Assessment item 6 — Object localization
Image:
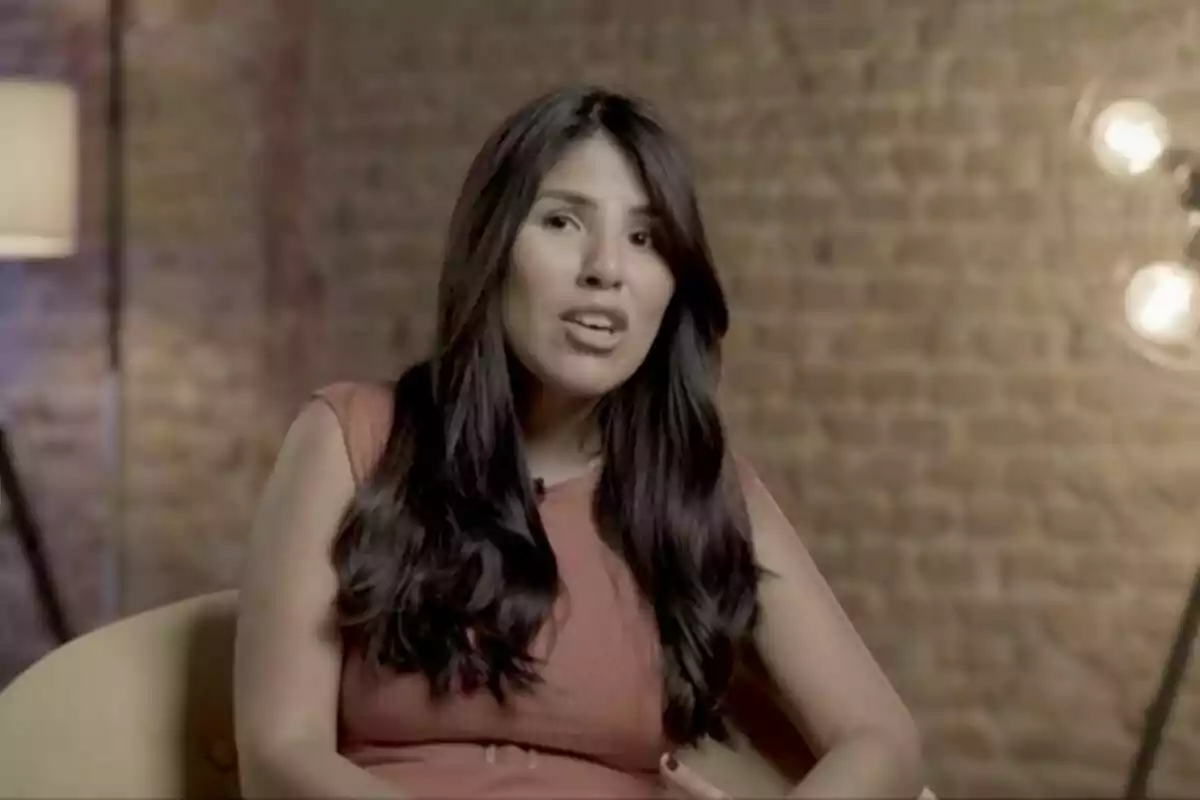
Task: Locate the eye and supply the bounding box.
[629,230,653,249]
[542,212,577,231]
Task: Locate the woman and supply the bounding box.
[234,85,924,799]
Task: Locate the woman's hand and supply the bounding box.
[660,753,733,800]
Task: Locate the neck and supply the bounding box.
[519,387,601,482]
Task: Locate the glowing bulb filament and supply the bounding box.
[1101,118,1166,175]
[1125,262,1200,344]
[1090,99,1172,178]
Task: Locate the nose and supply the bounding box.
[578,230,623,290]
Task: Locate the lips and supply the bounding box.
[560,305,628,352]
[561,305,628,333]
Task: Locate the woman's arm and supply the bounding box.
[741,464,925,799]
[234,401,405,799]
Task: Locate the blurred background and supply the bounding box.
[2,0,1200,796]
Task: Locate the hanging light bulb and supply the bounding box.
[1090,99,1172,178]
[1124,261,1200,344]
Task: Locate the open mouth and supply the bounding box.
[561,308,626,353]
[559,305,628,353]
[560,306,628,334]
[567,313,617,333]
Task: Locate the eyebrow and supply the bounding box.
[536,188,654,218]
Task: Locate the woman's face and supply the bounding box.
[502,132,676,402]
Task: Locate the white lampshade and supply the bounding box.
[0,79,79,259]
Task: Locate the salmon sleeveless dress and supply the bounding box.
[314,381,672,798]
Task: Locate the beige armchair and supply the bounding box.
[0,590,927,798]
[0,591,242,798]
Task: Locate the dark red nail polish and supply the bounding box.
[665,755,678,771]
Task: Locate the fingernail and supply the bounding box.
[664,755,678,771]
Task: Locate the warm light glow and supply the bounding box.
[1090,99,1171,177]
[1124,261,1200,344]
[0,80,79,259]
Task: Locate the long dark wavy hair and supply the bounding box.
[331,85,762,745]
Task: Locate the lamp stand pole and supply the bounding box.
[1125,565,1200,798]
[0,427,71,642]
[100,0,127,620]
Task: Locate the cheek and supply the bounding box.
[633,269,676,339]
[504,233,563,351]
[500,282,527,346]
[510,228,571,303]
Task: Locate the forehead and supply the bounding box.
[539,133,649,208]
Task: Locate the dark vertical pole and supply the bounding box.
[0,428,71,642]
[1125,566,1200,798]
[106,0,125,375]
[102,0,127,618]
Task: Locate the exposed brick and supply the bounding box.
[886,412,952,452]
[964,413,1041,449]
[886,491,960,541]
[816,409,881,448]
[858,368,921,407]
[923,714,1000,762]
[960,491,1037,541]
[924,454,1003,494]
[909,543,989,594]
[923,369,998,410]
[791,367,858,406]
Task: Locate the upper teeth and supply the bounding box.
[572,313,613,331]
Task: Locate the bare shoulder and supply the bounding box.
[272,397,356,480]
[728,454,797,557]
[313,380,393,413]
[311,380,394,435]
[309,380,395,486]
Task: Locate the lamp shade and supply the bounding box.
[0,80,79,259]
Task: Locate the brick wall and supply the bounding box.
[118,0,279,611]
[3,0,1200,796]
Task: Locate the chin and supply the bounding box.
[539,358,631,401]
